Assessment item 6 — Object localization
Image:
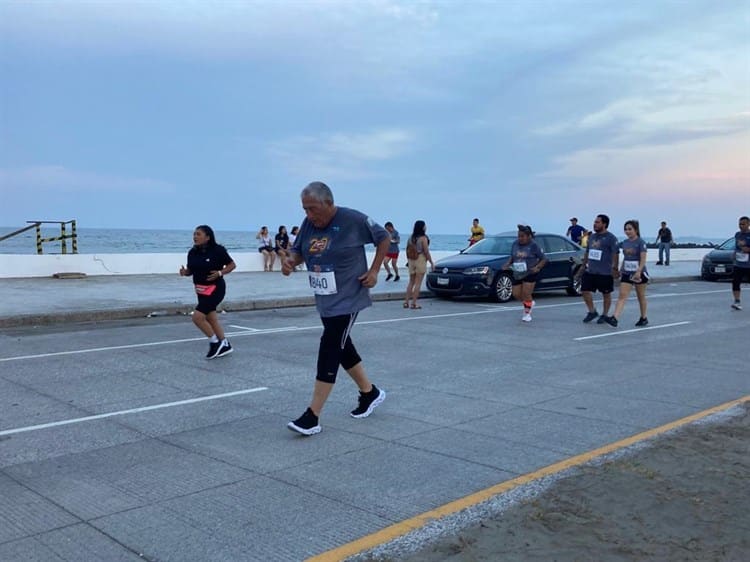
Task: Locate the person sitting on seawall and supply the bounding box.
[502,224,547,323]
[468,218,485,246]
[179,225,236,359]
[256,226,276,271]
[403,220,435,310]
[275,225,290,263]
[655,220,673,265]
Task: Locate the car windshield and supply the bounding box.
[463,236,515,255]
[719,238,735,250]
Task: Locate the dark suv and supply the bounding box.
[426,233,585,302]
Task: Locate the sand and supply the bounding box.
[359,403,749,562]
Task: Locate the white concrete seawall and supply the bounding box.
[0,248,710,279]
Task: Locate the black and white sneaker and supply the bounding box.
[731,302,742,311]
[596,315,609,324]
[583,311,599,323]
[206,341,222,359]
[287,408,321,436]
[215,341,233,358]
[635,317,649,327]
[350,385,386,418]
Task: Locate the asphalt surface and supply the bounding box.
[3,261,747,562]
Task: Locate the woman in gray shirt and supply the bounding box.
[607,219,649,327]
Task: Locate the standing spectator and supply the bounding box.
[383,221,401,281]
[468,218,485,246]
[275,225,290,262]
[731,215,750,310]
[256,226,276,271]
[607,220,649,327]
[282,181,390,436]
[502,224,547,322]
[179,225,236,359]
[655,221,673,265]
[566,217,585,245]
[403,220,435,309]
[578,214,620,324]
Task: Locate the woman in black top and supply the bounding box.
[179,225,236,359]
[275,225,290,262]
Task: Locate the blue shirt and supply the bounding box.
[567,224,585,244]
[292,207,389,317]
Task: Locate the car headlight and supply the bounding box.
[463,266,491,276]
[702,256,711,264]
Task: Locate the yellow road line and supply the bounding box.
[308,394,750,562]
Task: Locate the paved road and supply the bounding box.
[0,279,747,561]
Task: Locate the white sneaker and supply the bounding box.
[522,313,532,322]
[731,302,742,311]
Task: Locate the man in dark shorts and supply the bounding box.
[282,181,391,436]
[731,216,750,310]
[578,214,620,324]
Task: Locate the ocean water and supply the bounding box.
[0,226,724,255]
[0,227,474,255]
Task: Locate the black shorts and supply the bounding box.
[258,247,273,253]
[581,272,614,294]
[196,283,226,314]
[620,271,649,285]
[512,272,540,285]
[732,267,750,291]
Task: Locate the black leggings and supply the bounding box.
[317,313,362,384]
[732,267,750,292]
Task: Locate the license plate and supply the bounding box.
[715,265,726,273]
[437,277,449,286]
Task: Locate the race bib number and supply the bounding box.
[737,252,749,263]
[308,270,337,295]
[512,262,528,273]
[623,260,639,272]
[588,249,602,261]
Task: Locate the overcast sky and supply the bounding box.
[1,0,748,238]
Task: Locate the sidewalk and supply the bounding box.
[0,261,701,327]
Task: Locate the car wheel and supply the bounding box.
[566,267,583,296]
[491,273,513,303]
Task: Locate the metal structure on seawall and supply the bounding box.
[0,220,79,255]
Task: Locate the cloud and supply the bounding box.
[266,127,417,181]
[0,166,176,194]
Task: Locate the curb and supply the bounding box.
[0,291,421,329]
[0,276,702,329]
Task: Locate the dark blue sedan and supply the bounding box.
[426,233,585,302]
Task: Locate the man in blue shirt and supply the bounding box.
[566,217,585,245]
[282,181,390,436]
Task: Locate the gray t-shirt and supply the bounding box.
[510,240,545,271]
[388,230,400,254]
[292,207,389,317]
[619,237,648,275]
[585,231,619,275]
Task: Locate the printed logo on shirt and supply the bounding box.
[308,237,330,254]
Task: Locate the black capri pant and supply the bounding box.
[317,313,362,384]
[732,267,750,292]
